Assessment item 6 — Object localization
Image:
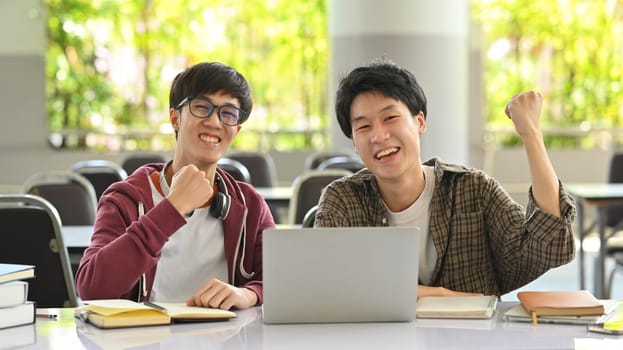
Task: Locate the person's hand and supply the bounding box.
[504,90,543,139]
[417,285,483,300]
[186,278,258,310]
[167,164,213,216]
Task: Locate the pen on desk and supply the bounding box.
[36,312,58,320]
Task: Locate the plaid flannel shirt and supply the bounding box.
[314,157,576,296]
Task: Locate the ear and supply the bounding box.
[170,108,180,132]
[233,125,242,137]
[416,111,427,134]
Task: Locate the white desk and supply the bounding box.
[567,183,623,298]
[256,186,293,224]
[9,303,622,349]
[62,225,93,249]
[62,225,93,273]
[256,186,293,203]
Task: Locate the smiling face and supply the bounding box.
[350,91,426,183]
[170,90,241,172]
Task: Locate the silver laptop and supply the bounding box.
[262,227,419,324]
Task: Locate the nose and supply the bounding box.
[369,121,389,143]
[200,109,221,127]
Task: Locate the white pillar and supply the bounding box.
[329,0,470,165]
[0,0,46,151]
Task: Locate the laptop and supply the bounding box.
[262,227,419,324]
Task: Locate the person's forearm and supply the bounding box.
[417,285,483,299]
[522,130,561,217]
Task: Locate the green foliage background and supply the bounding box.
[46,0,328,152]
[47,1,623,152]
[473,0,623,149]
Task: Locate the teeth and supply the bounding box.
[200,135,219,144]
[376,147,398,159]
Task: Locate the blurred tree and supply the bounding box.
[45,0,328,151]
[472,0,623,149]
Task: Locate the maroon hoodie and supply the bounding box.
[75,163,273,304]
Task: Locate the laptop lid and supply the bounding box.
[262,227,419,324]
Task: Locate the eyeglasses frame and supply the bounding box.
[175,96,247,126]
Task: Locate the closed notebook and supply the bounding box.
[517,290,604,318]
[75,299,236,329]
[504,300,618,325]
[416,295,498,319]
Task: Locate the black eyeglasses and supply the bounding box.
[176,96,247,126]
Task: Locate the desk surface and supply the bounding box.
[566,183,623,298]
[62,225,93,249]
[255,186,292,201]
[6,303,621,350]
[567,183,623,201]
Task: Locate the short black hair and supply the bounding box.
[335,59,427,138]
[169,62,253,124]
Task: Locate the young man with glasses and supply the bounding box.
[76,62,274,310]
[315,59,576,298]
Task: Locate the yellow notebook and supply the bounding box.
[75,299,236,329]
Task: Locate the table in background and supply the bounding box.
[11,303,623,349]
[256,186,293,224]
[62,225,93,273]
[567,183,623,298]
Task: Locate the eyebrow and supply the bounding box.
[351,103,400,124]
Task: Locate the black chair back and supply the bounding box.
[605,153,623,227]
[304,150,355,170]
[218,158,252,183]
[317,155,365,173]
[122,153,167,175]
[0,194,78,307]
[24,171,97,225]
[71,160,127,200]
[288,169,351,224]
[226,152,277,188]
[302,205,318,228]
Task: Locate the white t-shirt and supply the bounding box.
[149,174,229,302]
[384,165,437,285]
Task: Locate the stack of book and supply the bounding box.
[0,263,36,329]
[503,290,615,325]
